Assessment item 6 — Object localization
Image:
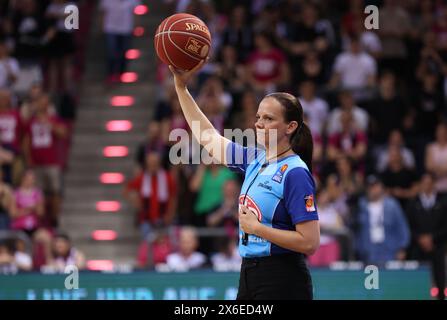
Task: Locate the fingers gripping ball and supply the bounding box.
[154,13,212,71]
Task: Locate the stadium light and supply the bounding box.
[92,230,117,241]
[126,49,141,60]
[96,201,121,212]
[120,72,138,83]
[110,96,134,107]
[134,5,148,15]
[87,260,114,271]
[103,146,128,157]
[106,120,133,132]
[100,173,125,184]
[134,27,145,37]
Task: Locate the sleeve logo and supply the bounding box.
[304,194,316,212]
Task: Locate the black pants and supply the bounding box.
[237,253,313,300]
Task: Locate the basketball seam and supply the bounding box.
[155,30,211,46]
[161,15,180,69]
[155,19,164,57]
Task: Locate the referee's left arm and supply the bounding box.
[239,209,320,256]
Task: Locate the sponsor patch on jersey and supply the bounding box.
[272,164,288,183]
[304,194,316,212]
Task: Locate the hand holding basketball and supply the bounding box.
[168,58,207,89]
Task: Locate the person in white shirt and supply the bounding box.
[326,90,369,135]
[166,226,206,271]
[298,80,329,136]
[99,0,141,84]
[330,36,377,102]
[0,42,19,90]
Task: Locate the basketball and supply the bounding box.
[154,13,211,71]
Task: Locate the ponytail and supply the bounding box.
[290,122,313,172]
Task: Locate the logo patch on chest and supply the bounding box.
[271,164,288,183]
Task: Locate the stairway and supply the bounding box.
[60,1,167,267]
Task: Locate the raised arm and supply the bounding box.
[169,61,231,165]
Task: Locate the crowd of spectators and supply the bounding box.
[0,0,93,273]
[123,0,447,299]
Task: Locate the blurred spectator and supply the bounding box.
[0,40,19,89]
[221,5,253,63]
[342,16,382,59]
[282,2,333,83]
[23,93,68,227]
[341,0,366,37]
[407,173,447,300]
[381,146,419,209]
[329,36,377,96]
[14,238,32,271]
[354,175,410,265]
[378,0,411,75]
[298,80,328,136]
[135,121,169,170]
[230,89,257,131]
[206,179,240,237]
[327,90,369,135]
[0,89,19,183]
[425,122,447,194]
[216,45,246,95]
[125,151,177,241]
[413,73,444,138]
[0,240,16,274]
[190,163,236,227]
[432,6,447,54]
[20,83,44,122]
[366,72,409,145]
[245,31,289,95]
[0,169,14,230]
[43,233,85,272]
[137,228,172,269]
[45,0,77,94]
[10,0,46,97]
[416,31,447,83]
[333,155,364,202]
[165,226,206,271]
[99,0,141,84]
[297,49,325,84]
[199,76,233,112]
[197,0,227,59]
[376,130,416,173]
[11,170,44,236]
[210,236,240,272]
[308,189,344,267]
[327,110,367,173]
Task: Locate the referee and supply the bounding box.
[169,61,320,300]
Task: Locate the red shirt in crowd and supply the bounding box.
[247,48,286,83]
[0,109,23,153]
[26,116,66,166]
[126,170,176,225]
[328,130,367,153]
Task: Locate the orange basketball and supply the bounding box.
[154,13,211,71]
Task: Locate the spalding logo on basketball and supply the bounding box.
[154,13,211,70]
[239,195,262,222]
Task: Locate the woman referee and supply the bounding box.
[169,60,320,300]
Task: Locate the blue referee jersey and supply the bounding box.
[226,141,319,258]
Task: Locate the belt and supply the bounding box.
[242,253,304,265]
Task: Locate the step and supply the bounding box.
[75,241,139,264]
